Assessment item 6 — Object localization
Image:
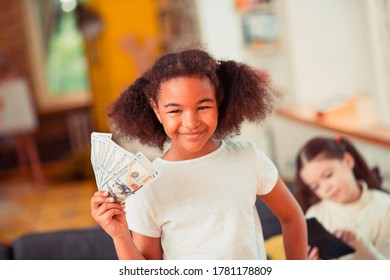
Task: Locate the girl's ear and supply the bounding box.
[149,98,162,123]
[343,152,355,169]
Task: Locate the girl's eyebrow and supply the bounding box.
[164,103,180,108]
[198,98,215,104]
[163,98,215,108]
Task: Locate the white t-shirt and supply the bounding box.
[125,140,278,259]
[306,182,390,259]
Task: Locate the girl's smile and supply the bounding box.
[179,131,205,141]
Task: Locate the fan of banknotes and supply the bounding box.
[90,132,159,204]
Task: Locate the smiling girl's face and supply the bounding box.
[150,76,220,161]
[299,152,362,204]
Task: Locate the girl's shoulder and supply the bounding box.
[223,139,258,152]
[370,188,390,205]
[223,140,262,158]
[223,140,275,166]
[224,139,272,156]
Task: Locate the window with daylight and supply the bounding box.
[26,0,91,112]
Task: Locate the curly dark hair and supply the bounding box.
[108,48,280,150]
[295,136,383,212]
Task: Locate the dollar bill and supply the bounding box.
[90,132,159,203]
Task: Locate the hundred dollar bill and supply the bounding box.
[90,132,159,203]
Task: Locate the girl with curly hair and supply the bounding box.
[91,48,307,260]
[295,136,390,259]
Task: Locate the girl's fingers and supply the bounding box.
[307,246,320,260]
[93,202,125,218]
[91,192,116,209]
[90,191,127,230]
[95,202,125,214]
[95,208,127,228]
[93,191,110,197]
[100,208,127,221]
[334,230,342,239]
[334,229,356,245]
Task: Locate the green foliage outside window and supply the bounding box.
[46,12,89,97]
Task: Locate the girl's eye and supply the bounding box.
[198,106,211,110]
[168,109,181,114]
[324,172,333,179]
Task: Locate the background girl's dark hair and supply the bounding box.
[295,136,382,212]
[108,48,279,150]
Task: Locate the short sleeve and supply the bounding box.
[249,143,278,195]
[124,188,161,238]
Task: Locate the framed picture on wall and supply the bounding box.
[157,0,199,52]
[236,0,273,12]
[242,11,278,44]
[241,11,280,53]
[236,0,280,54]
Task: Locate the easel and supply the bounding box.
[13,133,45,187]
[0,78,45,187]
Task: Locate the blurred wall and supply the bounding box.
[196,0,244,62]
[282,0,374,105]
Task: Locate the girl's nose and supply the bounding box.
[183,111,200,129]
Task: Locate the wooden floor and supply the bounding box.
[0,163,98,245]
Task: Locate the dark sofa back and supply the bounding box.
[0,243,13,260]
[11,227,117,260]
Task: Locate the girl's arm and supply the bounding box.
[91,191,163,260]
[113,231,162,260]
[259,177,308,259]
[358,205,390,259]
[352,233,389,260]
[335,220,390,260]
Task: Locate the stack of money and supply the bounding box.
[91,132,159,203]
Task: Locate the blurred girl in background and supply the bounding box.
[295,136,390,259]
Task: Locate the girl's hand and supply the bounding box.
[334,229,357,247]
[307,245,320,260]
[91,191,129,238]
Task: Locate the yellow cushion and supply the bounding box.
[264,234,286,260]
